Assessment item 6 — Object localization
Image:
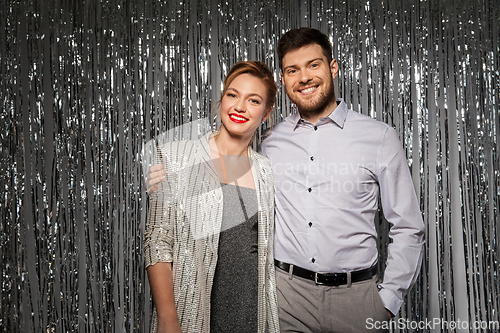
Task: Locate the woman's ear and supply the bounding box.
[262,107,272,123]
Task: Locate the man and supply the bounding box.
[258,28,424,332]
[147,27,425,333]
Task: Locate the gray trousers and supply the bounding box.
[276,266,391,333]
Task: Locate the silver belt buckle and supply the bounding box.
[315,272,339,286]
[314,272,327,285]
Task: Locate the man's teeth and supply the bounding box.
[231,114,247,121]
[300,87,316,93]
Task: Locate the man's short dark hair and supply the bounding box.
[277,27,333,71]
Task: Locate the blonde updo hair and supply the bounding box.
[219,60,277,110]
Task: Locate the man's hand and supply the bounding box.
[146,164,166,194]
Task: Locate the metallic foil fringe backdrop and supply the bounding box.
[1,0,499,332]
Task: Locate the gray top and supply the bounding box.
[210,183,259,332]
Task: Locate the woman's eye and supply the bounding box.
[250,99,260,104]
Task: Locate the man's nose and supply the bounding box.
[299,69,312,83]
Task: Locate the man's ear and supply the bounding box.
[330,59,339,80]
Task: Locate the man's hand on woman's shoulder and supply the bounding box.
[146,164,166,194]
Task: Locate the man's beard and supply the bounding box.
[288,82,336,116]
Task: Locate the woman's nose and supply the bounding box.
[234,98,246,112]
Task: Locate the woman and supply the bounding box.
[144,61,279,333]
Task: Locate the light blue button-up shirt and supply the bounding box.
[259,99,425,314]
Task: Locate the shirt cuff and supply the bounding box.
[378,287,402,316]
[144,245,173,268]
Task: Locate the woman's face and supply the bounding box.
[220,73,271,141]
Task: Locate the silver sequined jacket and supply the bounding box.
[144,132,280,333]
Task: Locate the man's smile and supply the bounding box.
[298,85,319,95]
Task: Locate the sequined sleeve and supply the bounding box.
[143,147,177,267]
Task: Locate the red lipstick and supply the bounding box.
[229,113,249,123]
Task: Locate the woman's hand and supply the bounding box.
[157,320,182,333]
[147,262,181,332]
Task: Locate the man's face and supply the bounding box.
[281,44,338,115]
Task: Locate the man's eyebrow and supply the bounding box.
[307,57,325,64]
[283,57,325,71]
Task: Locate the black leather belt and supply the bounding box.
[274,260,377,286]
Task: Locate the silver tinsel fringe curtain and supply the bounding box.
[1,0,499,332]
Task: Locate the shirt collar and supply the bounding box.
[287,112,302,128]
[327,98,348,129]
[287,98,349,130]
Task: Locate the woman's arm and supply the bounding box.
[147,262,182,333]
[144,144,183,332]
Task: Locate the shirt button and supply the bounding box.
[311,258,316,263]
[308,222,313,227]
[308,188,312,192]
[310,156,314,161]
[314,126,318,131]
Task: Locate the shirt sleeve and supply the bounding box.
[376,126,425,315]
[143,145,177,267]
[257,138,268,157]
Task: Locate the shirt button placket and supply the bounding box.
[306,122,319,270]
